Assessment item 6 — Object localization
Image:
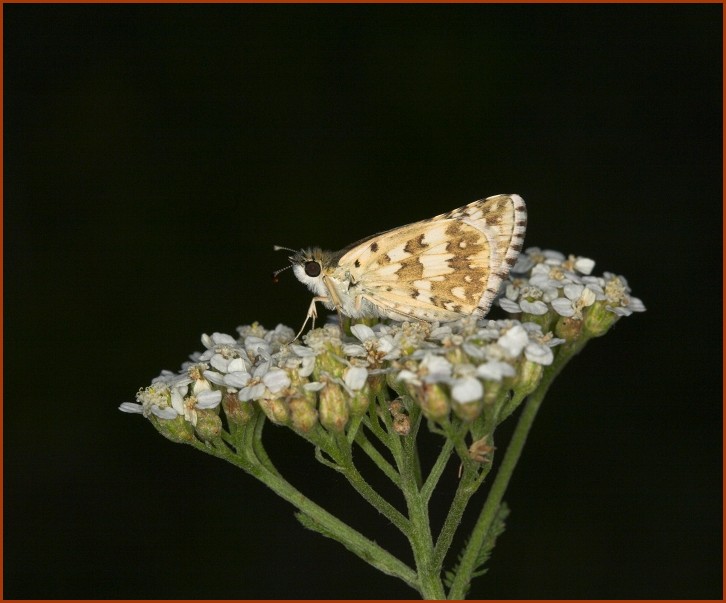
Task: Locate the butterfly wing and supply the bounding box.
[335,195,526,321]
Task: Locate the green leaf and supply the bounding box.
[443,502,510,592]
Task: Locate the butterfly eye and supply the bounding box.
[304,261,321,277]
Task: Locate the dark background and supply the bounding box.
[4,4,721,599]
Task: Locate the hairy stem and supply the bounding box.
[194,416,420,591]
[446,337,589,599]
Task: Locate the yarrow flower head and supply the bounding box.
[391,318,562,423]
[119,367,223,442]
[126,319,571,444]
[499,247,645,338]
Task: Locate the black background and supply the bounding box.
[4,4,721,599]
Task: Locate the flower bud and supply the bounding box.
[452,399,482,422]
[153,414,196,444]
[482,379,503,406]
[513,360,544,397]
[259,397,290,425]
[222,392,254,427]
[288,367,309,389]
[289,398,319,433]
[348,385,372,417]
[583,300,619,337]
[193,410,223,441]
[555,315,584,341]
[319,382,349,432]
[314,347,347,380]
[419,383,451,423]
[389,398,405,415]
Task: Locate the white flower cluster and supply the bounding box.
[394,320,560,405]
[499,247,646,319]
[118,368,223,425]
[120,316,561,432]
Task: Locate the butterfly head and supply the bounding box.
[273,245,336,297]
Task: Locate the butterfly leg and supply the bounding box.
[293,296,329,341]
[321,275,347,333]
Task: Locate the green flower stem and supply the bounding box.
[446,337,590,599]
[354,430,402,487]
[433,418,499,570]
[399,429,447,599]
[443,419,475,473]
[195,420,420,591]
[251,412,283,477]
[421,437,454,503]
[299,424,410,533]
[300,424,346,465]
[336,446,411,534]
[377,393,405,469]
[432,466,481,571]
[496,389,528,426]
[408,404,425,490]
[363,403,390,446]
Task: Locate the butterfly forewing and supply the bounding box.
[335,194,526,320]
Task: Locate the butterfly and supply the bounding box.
[274,194,526,337]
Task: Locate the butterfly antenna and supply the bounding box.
[271,264,293,283]
[272,245,299,282]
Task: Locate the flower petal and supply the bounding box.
[351,324,376,342]
[304,381,325,392]
[224,371,251,388]
[452,377,483,403]
[262,368,290,393]
[497,325,528,357]
[344,366,368,391]
[524,342,554,365]
[151,405,179,420]
[196,389,223,409]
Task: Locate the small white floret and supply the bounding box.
[203,370,226,386]
[574,257,595,274]
[476,361,515,381]
[344,366,368,391]
[452,377,483,403]
[224,371,251,388]
[151,405,179,420]
[263,368,290,394]
[524,342,554,366]
[196,389,223,409]
[209,354,228,372]
[497,325,528,358]
[343,343,367,357]
[227,358,248,373]
[519,300,549,315]
[551,297,575,317]
[351,324,376,342]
